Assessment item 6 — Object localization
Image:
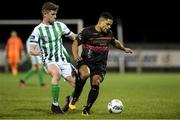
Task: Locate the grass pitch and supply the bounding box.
[0,72,180,119]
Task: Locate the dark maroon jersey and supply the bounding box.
[77,25,115,65]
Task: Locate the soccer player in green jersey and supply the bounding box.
[28,2,77,114]
[19,36,48,88]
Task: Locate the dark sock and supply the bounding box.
[86,85,99,111]
[71,75,86,104]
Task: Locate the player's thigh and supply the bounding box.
[90,64,106,84]
[47,63,61,77]
[92,74,103,81]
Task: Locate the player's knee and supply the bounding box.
[37,64,43,69]
[80,71,90,80]
[92,79,101,86]
[66,76,75,88]
[79,66,90,80]
[92,75,102,85]
[51,74,61,84]
[81,75,89,80]
[54,73,61,80]
[50,70,61,80]
[32,65,37,71]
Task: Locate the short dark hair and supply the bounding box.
[42,2,59,12]
[99,12,113,20]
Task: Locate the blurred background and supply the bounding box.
[0,0,180,73]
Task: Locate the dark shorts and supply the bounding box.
[77,60,106,81]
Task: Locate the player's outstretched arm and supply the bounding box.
[112,39,133,53]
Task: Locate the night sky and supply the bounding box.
[0,0,180,44]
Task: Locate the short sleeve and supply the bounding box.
[29,27,39,45]
[60,22,73,37]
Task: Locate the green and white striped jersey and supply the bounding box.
[29,21,72,64]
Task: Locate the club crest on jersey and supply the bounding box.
[30,35,35,40]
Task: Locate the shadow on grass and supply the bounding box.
[15,108,49,113]
[0,108,53,119]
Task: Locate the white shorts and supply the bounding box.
[30,56,42,65]
[45,62,72,79]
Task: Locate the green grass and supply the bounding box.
[0,72,180,119]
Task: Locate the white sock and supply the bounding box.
[52,102,59,106]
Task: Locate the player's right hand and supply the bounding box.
[74,56,83,62]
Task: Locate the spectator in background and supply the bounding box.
[5,30,24,76]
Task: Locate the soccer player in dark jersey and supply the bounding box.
[65,12,132,116]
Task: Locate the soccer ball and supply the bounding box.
[108,99,123,113]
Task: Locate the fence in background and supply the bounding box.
[107,49,180,72]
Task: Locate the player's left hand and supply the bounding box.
[124,48,133,53]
